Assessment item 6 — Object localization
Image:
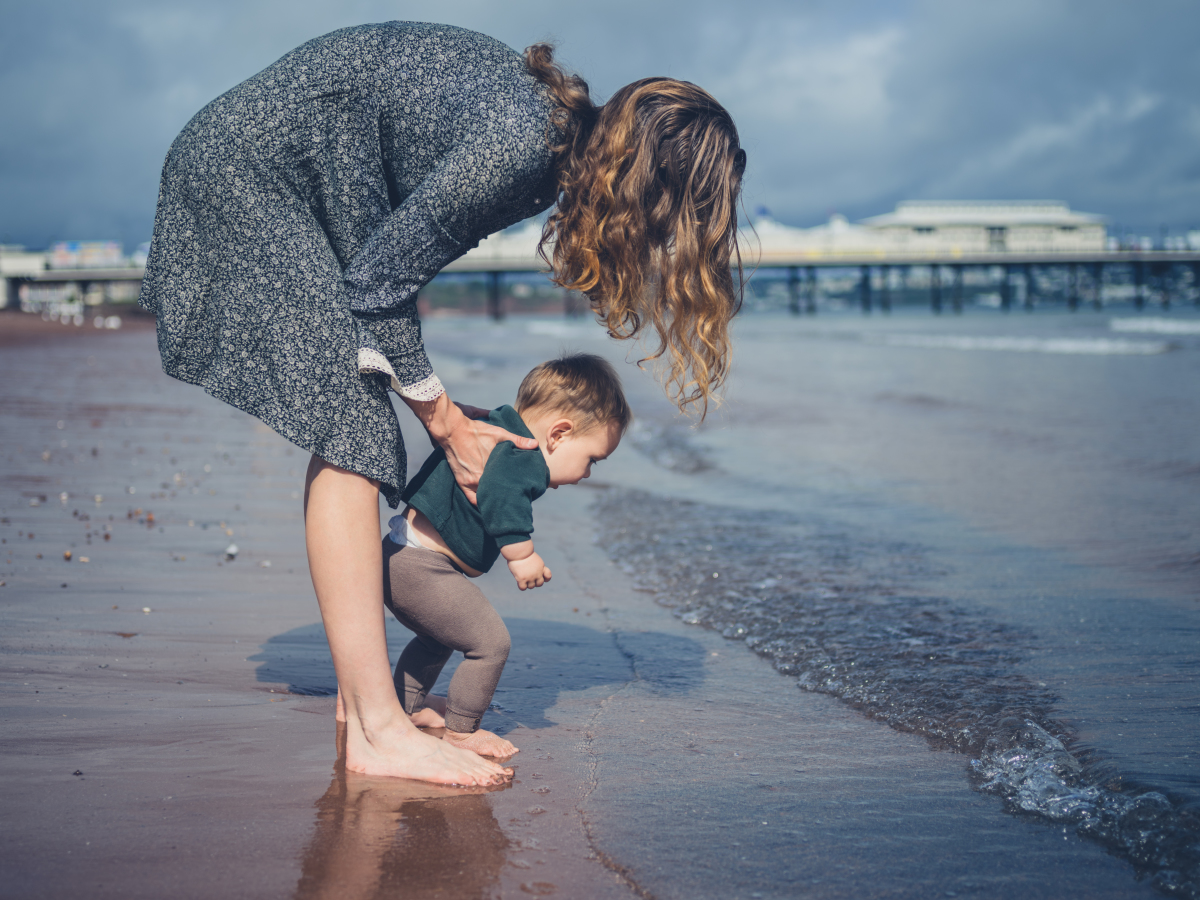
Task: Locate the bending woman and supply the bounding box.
[140,22,745,785]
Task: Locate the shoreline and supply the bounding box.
[0,323,1163,898]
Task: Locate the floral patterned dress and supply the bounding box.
[139,22,560,505]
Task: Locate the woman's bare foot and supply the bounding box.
[444,727,519,759]
[336,688,346,723]
[344,711,513,785]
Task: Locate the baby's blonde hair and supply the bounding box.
[516,353,632,436]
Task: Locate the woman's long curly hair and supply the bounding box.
[524,43,746,418]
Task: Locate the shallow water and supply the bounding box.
[576,306,1200,896]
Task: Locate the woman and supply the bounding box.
[140,22,745,785]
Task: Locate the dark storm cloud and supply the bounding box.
[1,0,1196,249]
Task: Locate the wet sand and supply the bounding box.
[0,319,1157,898]
[0,307,156,348]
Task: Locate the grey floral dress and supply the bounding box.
[139,22,560,506]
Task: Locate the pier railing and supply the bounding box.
[5,249,1199,318]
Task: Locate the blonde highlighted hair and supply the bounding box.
[524,44,746,419]
[516,353,632,436]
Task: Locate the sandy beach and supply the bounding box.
[0,311,1170,899]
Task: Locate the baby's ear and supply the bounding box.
[547,417,576,446]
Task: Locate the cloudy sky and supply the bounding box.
[1,0,1197,250]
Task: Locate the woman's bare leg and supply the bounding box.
[304,455,511,785]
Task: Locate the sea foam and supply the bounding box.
[870,333,1169,355]
[1110,317,1200,335]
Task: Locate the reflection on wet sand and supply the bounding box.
[295,726,511,900]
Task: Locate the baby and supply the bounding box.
[383,353,630,758]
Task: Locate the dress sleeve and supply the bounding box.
[342,102,554,299]
[344,115,554,397]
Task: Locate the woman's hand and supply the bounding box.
[403,392,538,504]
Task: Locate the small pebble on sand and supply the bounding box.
[142,607,152,614]
[225,543,238,561]
[63,550,72,561]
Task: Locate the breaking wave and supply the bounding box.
[870,333,1170,355]
[1110,318,1200,336]
[594,489,1200,898]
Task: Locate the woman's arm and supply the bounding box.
[402,392,537,504]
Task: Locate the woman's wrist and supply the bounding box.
[403,391,464,445]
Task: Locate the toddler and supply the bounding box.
[383,353,630,758]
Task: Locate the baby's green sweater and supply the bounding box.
[400,405,550,573]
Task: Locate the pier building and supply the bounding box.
[860,200,1106,253]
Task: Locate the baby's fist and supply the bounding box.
[509,552,552,590]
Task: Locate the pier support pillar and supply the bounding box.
[1193,262,1200,308]
[805,266,817,314]
[1000,265,1012,312]
[487,271,503,320]
[787,266,801,315]
[1134,260,1146,311]
[1022,264,1034,312]
[930,265,942,314]
[1091,262,1104,311]
[563,288,581,318]
[1067,263,1079,312]
[951,265,964,314]
[859,265,872,314]
[880,265,892,313]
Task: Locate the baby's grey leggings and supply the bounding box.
[382,538,510,734]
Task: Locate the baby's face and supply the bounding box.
[545,419,622,488]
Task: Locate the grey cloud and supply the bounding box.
[1,0,1196,250]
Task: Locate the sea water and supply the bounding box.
[425,305,1200,896]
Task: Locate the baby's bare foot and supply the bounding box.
[410,706,445,729]
[444,727,519,759]
[419,694,448,716]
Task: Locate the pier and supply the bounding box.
[757,248,1200,315]
[7,248,1199,321]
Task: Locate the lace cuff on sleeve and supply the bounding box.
[358,348,445,402]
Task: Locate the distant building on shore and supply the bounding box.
[48,240,126,270]
[860,201,1106,253]
[748,201,1107,260]
[0,245,48,309]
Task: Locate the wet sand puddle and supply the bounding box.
[593,489,1200,898]
[295,732,513,900]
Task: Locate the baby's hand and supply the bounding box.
[508,552,552,591]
